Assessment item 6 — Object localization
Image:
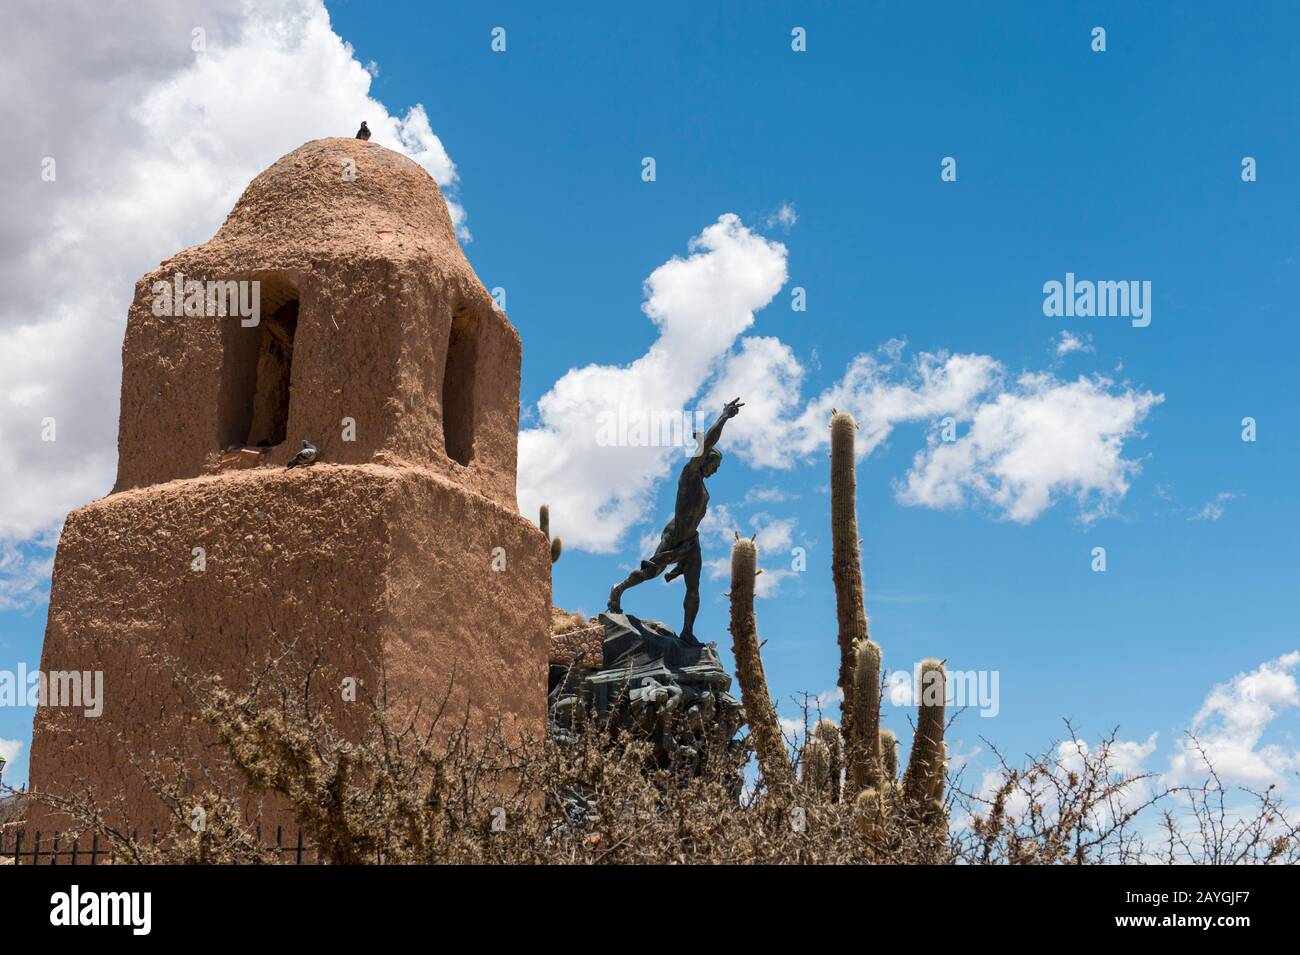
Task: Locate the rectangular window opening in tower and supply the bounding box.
[218,276,298,450]
[442,305,480,467]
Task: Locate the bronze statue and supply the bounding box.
[608,398,744,644]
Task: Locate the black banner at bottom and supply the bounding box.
[0,863,1281,941]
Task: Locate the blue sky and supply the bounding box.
[2,1,1298,802]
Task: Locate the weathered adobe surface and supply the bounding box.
[29,137,551,834]
[32,466,550,833]
[116,137,520,510]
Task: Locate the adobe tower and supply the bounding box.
[29,138,552,829]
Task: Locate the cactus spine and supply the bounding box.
[728,538,792,787]
[848,638,882,796]
[902,658,947,826]
[830,412,870,776]
[539,504,563,563]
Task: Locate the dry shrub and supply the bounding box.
[25,660,950,863]
[20,673,1299,865]
[950,722,1300,865]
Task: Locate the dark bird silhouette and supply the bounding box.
[355,121,371,141]
[286,440,318,469]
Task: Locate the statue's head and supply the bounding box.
[703,448,723,476]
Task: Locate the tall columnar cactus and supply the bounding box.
[830,412,870,761]
[539,504,563,564]
[848,638,882,796]
[729,538,793,788]
[813,718,843,801]
[902,659,947,826]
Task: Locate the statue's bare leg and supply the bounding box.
[610,525,677,612]
[679,542,703,644]
[608,563,661,612]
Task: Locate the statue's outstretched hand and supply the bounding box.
[723,397,744,419]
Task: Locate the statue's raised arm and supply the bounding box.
[691,397,744,464]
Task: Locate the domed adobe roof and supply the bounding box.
[205,137,462,268]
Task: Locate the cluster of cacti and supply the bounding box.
[829,412,948,841]
[723,410,951,851]
[539,504,563,564]
[852,659,948,843]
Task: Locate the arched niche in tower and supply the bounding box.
[218,272,299,451]
[440,301,482,467]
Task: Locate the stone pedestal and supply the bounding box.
[547,611,743,766]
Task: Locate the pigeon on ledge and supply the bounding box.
[355,121,370,141]
[286,440,318,469]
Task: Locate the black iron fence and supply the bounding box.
[0,825,317,865]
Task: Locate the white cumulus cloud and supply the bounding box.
[516,214,789,552]
[530,284,1162,549]
[897,373,1163,523]
[703,340,1004,468]
[703,337,1160,526]
[1167,651,1300,787]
